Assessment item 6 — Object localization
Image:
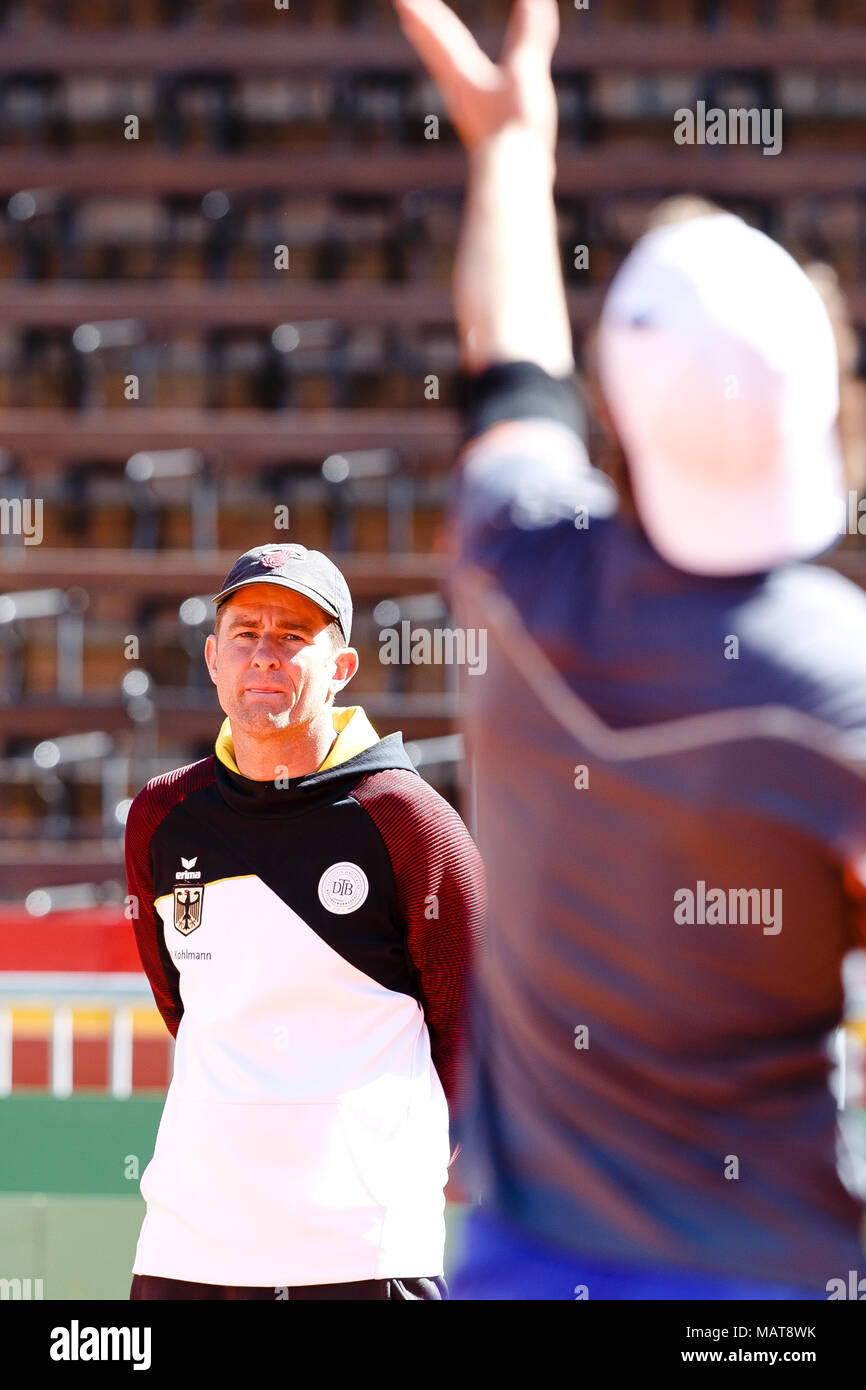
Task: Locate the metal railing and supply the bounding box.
[0,972,167,1099]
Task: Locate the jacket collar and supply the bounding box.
[211,704,414,816]
[215,704,379,777]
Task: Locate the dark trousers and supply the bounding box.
[130,1274,448,1301]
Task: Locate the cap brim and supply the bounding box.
[212,575,343,627]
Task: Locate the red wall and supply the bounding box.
[0,907,142,973]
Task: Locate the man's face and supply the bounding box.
[204,584,357,737]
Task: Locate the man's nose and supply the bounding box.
[250,635,281,666]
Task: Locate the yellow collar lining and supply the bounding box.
[215,705,379,779]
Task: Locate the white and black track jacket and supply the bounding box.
[125,705,484,1287]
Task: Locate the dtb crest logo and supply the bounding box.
[317,863,369,915]
[173,885,204,935]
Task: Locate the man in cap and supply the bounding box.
[396,0,866,1298]
[125,541,484,1299]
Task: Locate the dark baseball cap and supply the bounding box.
[212,543,353,643]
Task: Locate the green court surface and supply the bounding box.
[0,1095,466,1299]
[0,1193,147,1300]
[0,1094,161,1299]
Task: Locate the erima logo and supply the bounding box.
[175,855,201,882]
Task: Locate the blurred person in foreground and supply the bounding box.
[396,0,866,1299]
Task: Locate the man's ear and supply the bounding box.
[204,632,219,686]
[331,647,359,696]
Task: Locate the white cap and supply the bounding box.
[597,212,846,576]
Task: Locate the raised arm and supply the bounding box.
[394,0,573,378]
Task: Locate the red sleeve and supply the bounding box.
[350,769,486,1107]
[124,757,215,1039]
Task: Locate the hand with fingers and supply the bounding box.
[393,0,561,154]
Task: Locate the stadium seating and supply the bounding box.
[1,0,865,1090]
